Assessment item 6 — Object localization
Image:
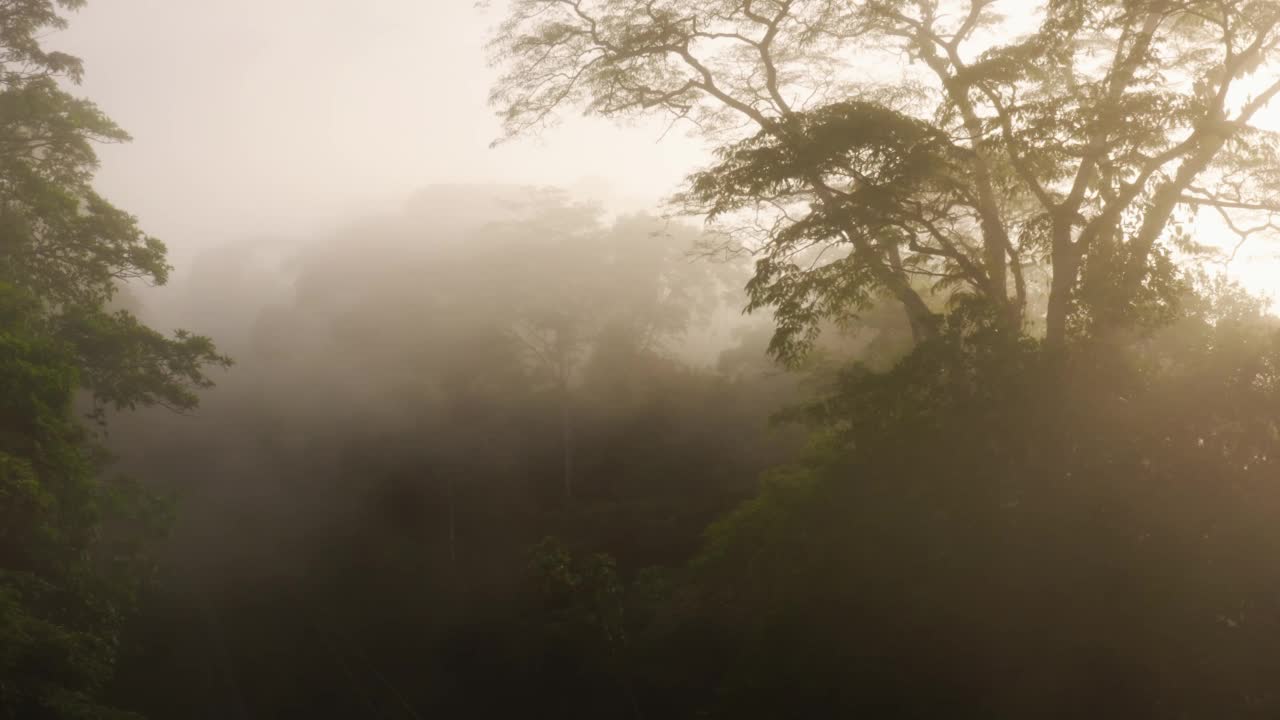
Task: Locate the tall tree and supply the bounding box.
[490,0,1280,355]
[0,2,229,716]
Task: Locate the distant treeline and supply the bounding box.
[102,186,812,717]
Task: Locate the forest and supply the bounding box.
[6,0,1280,717]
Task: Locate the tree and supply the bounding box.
[0,1,229,412]
[0,2,229,716]
[481,193,725,500]
[490,0,1280,355]
[489,4,1280,714]
[660,278,1280,716]
[235,187,733,563]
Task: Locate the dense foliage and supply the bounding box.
[677,289,1280,716]
[9,1,1280,718]
[484,0,1280,715]
[100,191,1280,716]
[0,2,227,716]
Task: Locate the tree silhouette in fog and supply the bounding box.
[492,0,1280,351]
[489,3,1280,716]
[11,1,1280,718]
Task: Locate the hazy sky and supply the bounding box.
[53,1,1280,299]
[54,1,705,263]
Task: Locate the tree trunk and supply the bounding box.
[1046,223,1082,351]
[896,277,940,344]
[807,171,938,344]
[901,288,942,340]
[1045,280,1071,351]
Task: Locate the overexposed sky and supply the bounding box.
[53,0,706,262]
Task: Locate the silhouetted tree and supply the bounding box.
[491,0,1280,352]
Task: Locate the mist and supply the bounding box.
[52,1,706,261]
[8,2,1280,718]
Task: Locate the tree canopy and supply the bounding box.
[485,4,1280,715]
[0,2,228,716]
[10,0,1280,715]
[491,0,1280,356]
